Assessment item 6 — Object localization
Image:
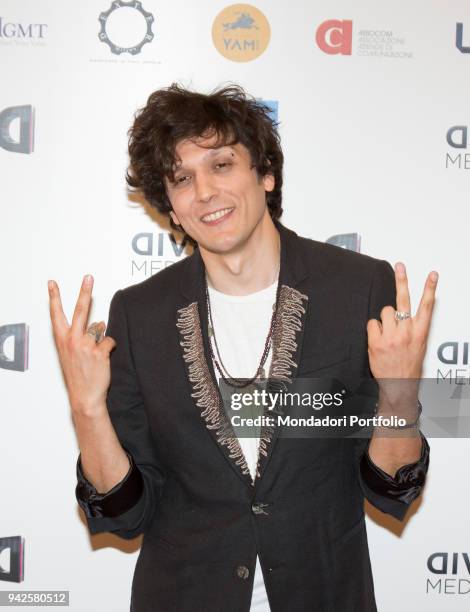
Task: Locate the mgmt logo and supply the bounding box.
[316,19,352,55]
[0,536,24,583]
[0,105,34,154]
[98,0,154,55]
[0,18,47,39]
[0,324,29,372]
[456,23,470,53]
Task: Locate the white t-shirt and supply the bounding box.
[207,278,277,612]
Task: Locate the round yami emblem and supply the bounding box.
[212,4,270,62]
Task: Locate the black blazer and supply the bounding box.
[76,221,429,612]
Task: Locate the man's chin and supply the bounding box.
[198,232,245,256]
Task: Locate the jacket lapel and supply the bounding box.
[175,221,310,489]
[253,220,310,485]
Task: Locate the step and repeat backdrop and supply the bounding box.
[1,1,469,610]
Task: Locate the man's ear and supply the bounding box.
[169,210,181,226]
[263,172,275,193]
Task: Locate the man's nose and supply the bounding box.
[194,171,217,203]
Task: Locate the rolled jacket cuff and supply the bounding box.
[360,432,430,519]
[75,448,144,519]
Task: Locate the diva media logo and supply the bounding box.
[316,19,353,55]
[437,342,469,381]
[426,552,470,595]
[456,23,470,53]
[0,324,29,372]
[98,0,155,55]
[131,232,191,278]
[0,105,34,154]
[445,125,470,170]
[0,536,24,583]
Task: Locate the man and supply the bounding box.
[49,84,437,611]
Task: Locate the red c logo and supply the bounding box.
[316,19,352,55]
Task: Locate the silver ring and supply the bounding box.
[395,310,412,321]
[86,322,104,343]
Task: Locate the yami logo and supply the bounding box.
[316,19,352,55]
[0,105,34,154]
[0,536,24,583]
[0,324,29,372]
[212,4,270,62]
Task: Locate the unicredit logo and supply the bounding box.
[316,19,352,55]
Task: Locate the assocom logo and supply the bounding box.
[316,19,352,55]
[98,0,154,55]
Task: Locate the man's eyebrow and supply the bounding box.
[173,146,236,174]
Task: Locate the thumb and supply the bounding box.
[99,335,117,354]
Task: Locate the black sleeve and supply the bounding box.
[75,289,166,538]
[359,433,430,520]
[357,259,431,521]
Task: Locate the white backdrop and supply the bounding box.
[1,1,469,610]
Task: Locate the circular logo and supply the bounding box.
[212,4,270,62]
[98,0,154,55]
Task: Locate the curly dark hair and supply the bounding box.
[126,83,283,238]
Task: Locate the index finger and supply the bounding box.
[48,280,70,338]
[71,275,94,336]
[415,271,439,333]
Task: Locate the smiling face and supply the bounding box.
[164,133,275,255]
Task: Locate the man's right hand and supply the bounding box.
[48,274,117,417]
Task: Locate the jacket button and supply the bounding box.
[236,565,250,579]
[252,502,269,516]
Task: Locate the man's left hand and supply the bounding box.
[367,262,438,410]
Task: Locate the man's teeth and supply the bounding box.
[202,208,233,223]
